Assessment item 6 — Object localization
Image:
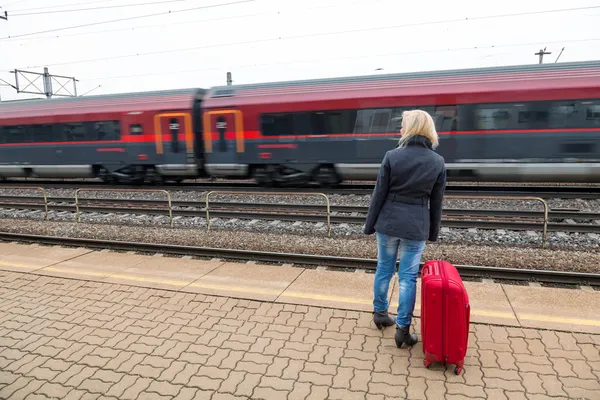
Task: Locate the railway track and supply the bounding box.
[0,196,599,234]
[1,232,598,287]
[2,180,600,198]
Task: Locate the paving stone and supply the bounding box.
[35,382,73,398]
[120,377,153,400]
[287,381,312,400]
[406,376,428,399]
[2,271,599,400]
[446,382,486,398]
[539,373,568,397]
[8,378,45,400]
[235,373,262,397]
[551,357,576,377]
[520,372,545,394]
[146,380,184,397]
[105,374,139,398]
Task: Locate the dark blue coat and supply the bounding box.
[364,135,446,242]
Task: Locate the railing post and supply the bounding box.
[445,195,550,249]
[206,191,215,231]
[316,192,332,237]
[0,186,48,221]
[75,189,82,223]
[159,190,174,228]
[535,197,549,249]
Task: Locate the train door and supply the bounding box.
[153,112,195,165]
[202,110,246,177]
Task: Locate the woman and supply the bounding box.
[364,109,446,348]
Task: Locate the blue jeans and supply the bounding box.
[373,232,426,327]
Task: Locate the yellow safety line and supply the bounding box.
[518,313,600,327]
[0,263,599,328]
[280,291,372,305]
[0,260,42,269]
[188,281,281,296]
[43,266,109,278]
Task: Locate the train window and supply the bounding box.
[7,125,32,143]
[170,118,180,153]
[260,114,294,136]
[62,123,87,141]
[310,112,326,135]
[325,110,356,134]
[94,121,120,140]
[260,115,277,136]
[292,113,311,135]
[0,126,11,143]
[583,100,600,127]
[31,124,54,142]
[473,104,514,130]
[548,102,579,128]
[432,106,457,131]
[129,124,143,136]
[517,109,549,130]
[370,109,392,133]
[354,110,374,133]
[389,108,404,132]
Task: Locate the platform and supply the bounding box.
[0,242,599,399]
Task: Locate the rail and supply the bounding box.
[75,189,173,228]
[446,195,549,248]
[205,190,332,236]
[0,186,48,220]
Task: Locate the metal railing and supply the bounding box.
[205,190,332,236]
[445,195,549,248]
[75,189,173,228]
[0,186,48,220]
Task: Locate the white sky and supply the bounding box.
[0,0,599,101]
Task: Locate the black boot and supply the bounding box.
[395,325,418,347]
[372,311,395,330]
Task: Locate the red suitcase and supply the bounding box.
[420,260,470,374]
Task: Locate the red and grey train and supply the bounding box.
[1,60,600,185]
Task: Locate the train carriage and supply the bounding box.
[202,60,600,184]
[0,88,206,183]
[1,60,600,184]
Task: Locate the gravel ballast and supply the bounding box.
[0,207,598,252]
[1,218,599,274]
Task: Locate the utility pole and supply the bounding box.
[535,47,551,64]
[10,67,78,99]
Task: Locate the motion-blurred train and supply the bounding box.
[1,60,599,185]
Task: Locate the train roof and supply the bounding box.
[203,60,600,108]
[0,88,205,119]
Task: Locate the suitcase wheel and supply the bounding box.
[454,366,463,375]
[423,360,432,369]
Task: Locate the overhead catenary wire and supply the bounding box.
[2,4,599,43]
[7,0,121,12]
[81,36,600,82]
[2,0,383,42]
[9,0,199,16]
[20,3,600,69]
[0,0,27,8]
[0,0,254,40]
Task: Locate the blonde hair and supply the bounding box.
[398,109,439,149]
